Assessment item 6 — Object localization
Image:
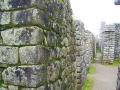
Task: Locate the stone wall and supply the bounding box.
[100,23,116,63]
[75,20,95,90]
[100,23,120,63]
[0,0,96,90]
[117,65,120,90]
[0,0,76,90]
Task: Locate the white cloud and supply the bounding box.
[70,0,120,35]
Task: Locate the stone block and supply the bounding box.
[19,46,50,64]
[1,26,44,45]
[0,0,36,10]
[12,8,44,25]
[46,32,57,46]
[0,87,8,90]
[21,86,45,90]
[47,61,60,82]
[0,46,18,64]
[2,65,47,87]
[8,85,18,90]
[0,12,10,25]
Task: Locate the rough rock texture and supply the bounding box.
[100,23,120,63]
[75,20,95,90]
[117,65,120,90]
[0,0,96,90]
[0,0,76,90]
[100,22,116,63]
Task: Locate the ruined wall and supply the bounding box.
[100,23,116,63]
[117,65,120,90]
[0,0,76,90]
[115,24,120,59]
[75,20,95,90]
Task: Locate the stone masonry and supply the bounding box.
[100,22,120,63]
[75,20,95,90]
[0,0,76,90]
[100,22,116,63]
[0,0,95,90]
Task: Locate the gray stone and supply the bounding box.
[1,26,44,45]
[19,46,50,64]
[12,8,44,25]
[0,46,18,64]
[0,12,10,25]
[2,65,47,87]
[8,85,18,90]
[47,61,61,82]
[0,0,35,10]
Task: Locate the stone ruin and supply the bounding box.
[100,22,120,63]
[0,0,95,90]
[75,20,95,90]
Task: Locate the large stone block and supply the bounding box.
[2,65,47,87]
[0,12,10,25]
[19,46,50,64]
[8,85,18,90]
[0,0,36,10]
[12,8,44,25]
[1,26,44,45]
[0,46,18,64]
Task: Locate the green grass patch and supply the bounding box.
[82,75,94,90]
[82,65,96,90]
[88,65,96,74]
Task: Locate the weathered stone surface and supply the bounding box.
[0,0,78,90]
[0,0,35,10]
[8,85,18,90]
[19,46,50,64]
[0,12,10,25]
[0,87,8,90]
[0,46,18,64]
[12,8,44,25]
[46,32,57,46]
[2,65,47,87]
[1,26,44,45]
[47,61,61,82]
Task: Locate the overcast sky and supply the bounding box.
[70,0,120,35]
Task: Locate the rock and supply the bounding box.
[0,12,10,25]
[2,65,47,87]
[19,46,50,64]
[1,26,44,45]
[0,46,18,64]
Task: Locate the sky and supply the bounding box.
[70,0,120,35]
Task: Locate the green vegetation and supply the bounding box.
[82,75,94,90]
[88,65,96,74]
[96,48,101,53]
[83,65,96,90]
[102,59,119,67]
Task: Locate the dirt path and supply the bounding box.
[92,61,118,90]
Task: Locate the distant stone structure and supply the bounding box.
[100,22,120,63]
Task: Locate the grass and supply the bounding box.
[82,75,94,90]
[82,65,96,90]
[102,59,119,67]
[88,65,96,74]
